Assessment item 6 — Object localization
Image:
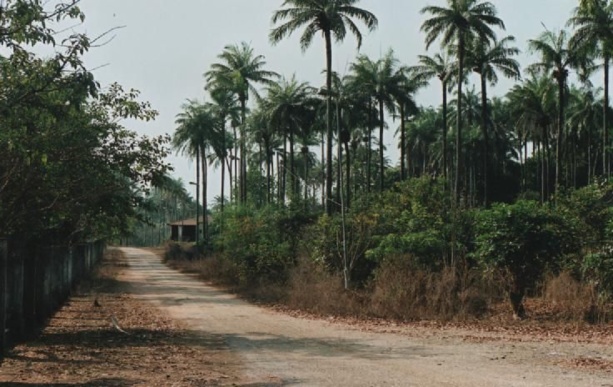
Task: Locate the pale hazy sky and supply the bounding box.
[75,0,578,202]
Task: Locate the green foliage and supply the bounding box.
[0,1,171,243]
[366,178,454,270]
[474,200,580,284]
[213,205,312,285]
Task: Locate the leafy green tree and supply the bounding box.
[421,0,504,204]
[270,0,378,214]
[474,200,579,318]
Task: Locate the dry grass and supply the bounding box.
[161,245,613,326]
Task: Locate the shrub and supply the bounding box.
[473,200,580,318]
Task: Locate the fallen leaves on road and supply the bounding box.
[0,249,241,386]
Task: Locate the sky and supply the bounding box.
[72,0,579,203]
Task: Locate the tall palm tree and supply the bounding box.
[528,29,589,193]
[507,75,557,202]
[205,42,277,204]
[421,0,504,204]
[395,70,424,181]
[262,76,315,200]
[207,87,240,213]
[247,107,282,204]
[410,52,454,181]
[465,35,520,205]
[567,85,604,184]
[347,50,406,191]
[172,100,220,242]
[270,0,378,214]
[569,0,613,177]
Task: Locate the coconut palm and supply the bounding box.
[410,52,454,180]
[421,0,504,204]
[528,29,589,193]
[346,50,407,191]
[569,0,613,176]
[465,35,521,205]
[172,100,221,242]
[270,0,378,214]
[205,42,278,204]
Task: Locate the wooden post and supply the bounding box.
[0,238,8,359]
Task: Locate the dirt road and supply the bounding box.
[119,247,613,386]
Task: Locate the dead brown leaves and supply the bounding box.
[0,248,240,387]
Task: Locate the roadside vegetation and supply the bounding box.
[154,0,613,325]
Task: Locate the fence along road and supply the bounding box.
[119,247,613,387]
[0,240,105,360]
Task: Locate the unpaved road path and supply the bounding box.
[119,247,613,386]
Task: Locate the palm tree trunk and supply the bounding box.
[588,124,592,184]
[321,130,325,206]
[195,150,200,245]
[226,155,233,204]
[240,96,247,204]
[303,147,308,204]
[455,36,465,205]
[379,98,385,191]
[604,56,609,178]
[232,124,238,203]
[480,74,489,207]
[325,29,334,215]
[344,141,351,208]
[221,125,226,214]
[201,147,208,241]
[282,136,287,205]
[442,81,448,182]
[266,141,272,204]
[556,77,564,195]
[367,98,373,193]
[289,125,296,198]
[400,103,406,180]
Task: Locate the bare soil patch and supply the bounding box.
[0,248,241,386]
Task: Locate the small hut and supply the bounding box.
[168,217,202,242]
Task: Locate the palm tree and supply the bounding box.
[421,0,504,204]
[465,35,520,205]
[395,70,423,181]
[270,0,378,214]
[507,75,557,202]
[567,85,605,184]
[207,87,240,213]
[410,52,454,181]
[205,42,277,204]
[262,76,316,201]
[347,50,406,191]
[528,29,589,193]
[172,100,221,242]
[569,0,613,177]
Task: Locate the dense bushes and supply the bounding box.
[167,177,613,323]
